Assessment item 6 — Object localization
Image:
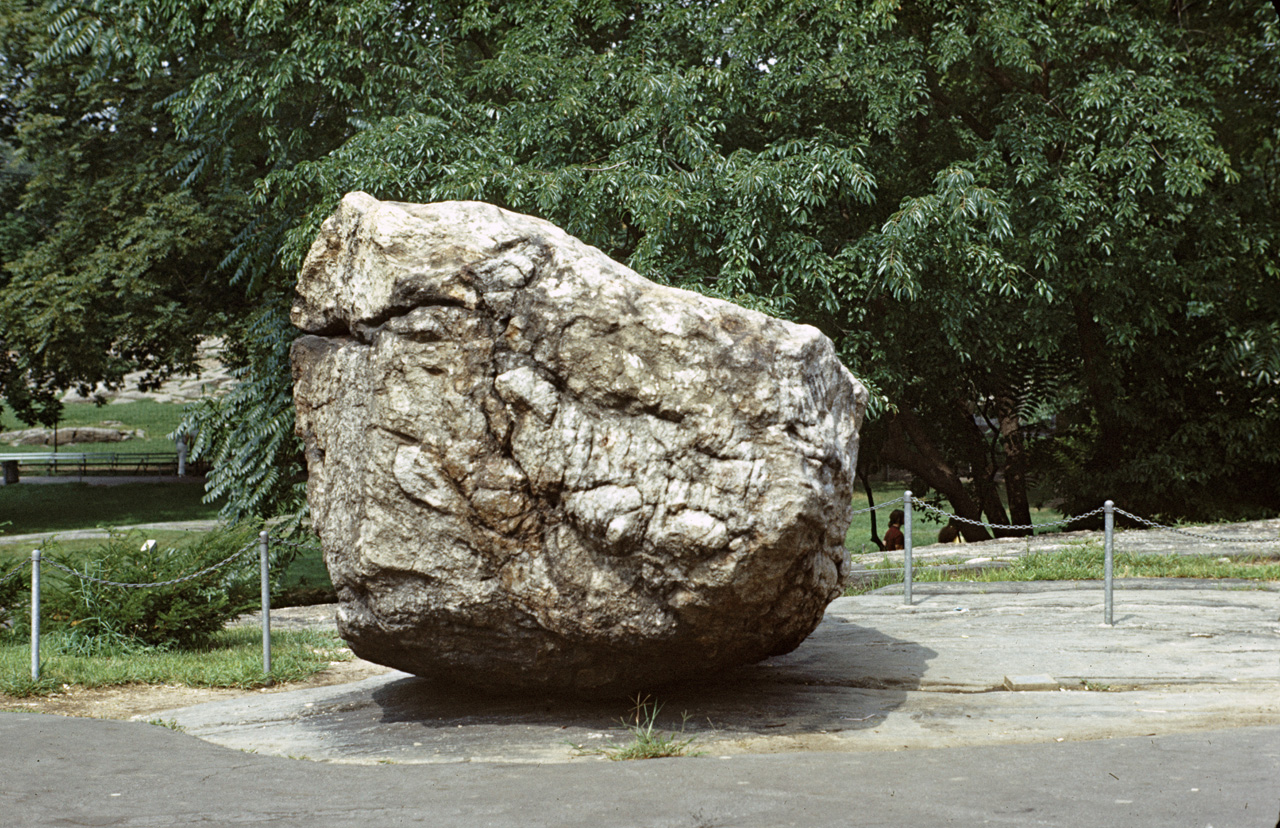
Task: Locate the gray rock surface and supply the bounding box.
[291,193,868,694]
[1,425,143,446]
[60,337,234,405]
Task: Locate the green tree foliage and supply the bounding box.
[0,0,252,421]
[855,1,1280,523]
[7,0,1279,525]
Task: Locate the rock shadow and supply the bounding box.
[363,616,935,753]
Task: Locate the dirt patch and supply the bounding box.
[0,657,391,721]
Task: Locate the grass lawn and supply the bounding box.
[276,541,335,605]
[844,480,1066,555]
[1,400,190,454]
[0,529,338,696]
[0,627,350,697]
[846,537,1280,594]
[0,482,224,536]
[0,400,348,695]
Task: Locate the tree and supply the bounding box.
[13,0,1280,526]
[854,1,1280,523]
[0,0,252,429]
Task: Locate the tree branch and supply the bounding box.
[923,68,993,142]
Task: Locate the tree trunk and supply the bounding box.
[996,396,1034,533]
[1072,295,1125,466]
[858,467,884,551]
[955,404,1015,536]
[881,409,992,542]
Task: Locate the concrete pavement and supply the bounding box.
[166,583,1280,765]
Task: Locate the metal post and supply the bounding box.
[30,550,40,681]
[259,531,271,677]
[1103,500,1115,626]
[903,490,913,606]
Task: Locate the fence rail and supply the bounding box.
[0,451,207,478]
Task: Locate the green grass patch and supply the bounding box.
[1,401,190,454]
[844,539,1280,595]
[274,541,335,605]
[572,696,701,761]
[998,542,1280,582]
[844,555,976,594]
[0,529,207,555]
[0,482,223,536]
[0,627,351,697]
[844,481,1065,554]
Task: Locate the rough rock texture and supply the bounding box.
[291,193,869,694]
[61,338,234,405]
[1,426,143,446]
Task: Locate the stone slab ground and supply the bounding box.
[158,581,1280,765]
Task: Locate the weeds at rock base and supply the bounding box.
[571,694,701,761]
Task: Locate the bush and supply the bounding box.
[0,559,25,631]
[10,527,264,651]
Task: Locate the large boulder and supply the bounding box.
[291,193,869,694]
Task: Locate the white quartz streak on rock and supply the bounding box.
[291,193,869,694]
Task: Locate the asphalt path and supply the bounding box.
[3,712,1277,827]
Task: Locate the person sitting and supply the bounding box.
[883,509,905,551]
[937,518,966,544]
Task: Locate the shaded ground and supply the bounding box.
[151,583,1279,764]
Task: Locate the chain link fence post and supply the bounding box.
[1104,500,1115,626]
[30,549,40,682]
[903,491,913,606]
[259,530,271,677]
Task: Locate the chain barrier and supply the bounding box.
[909,497,1275,542]
[879,494,1277,622]
[43,539,259,589]
[911,498,1107,532]
[850,496,905,517]
[0,559,29,586]
[270,535,322,553]
[18,533,278,681]
[1113,508,1279,544]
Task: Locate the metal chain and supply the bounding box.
[850,496,905,517]
[0,559,30,585]
[1113,508,1279,544]
[912,498,1107,532]
[44,540,258,589]
[270,535,322,552]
